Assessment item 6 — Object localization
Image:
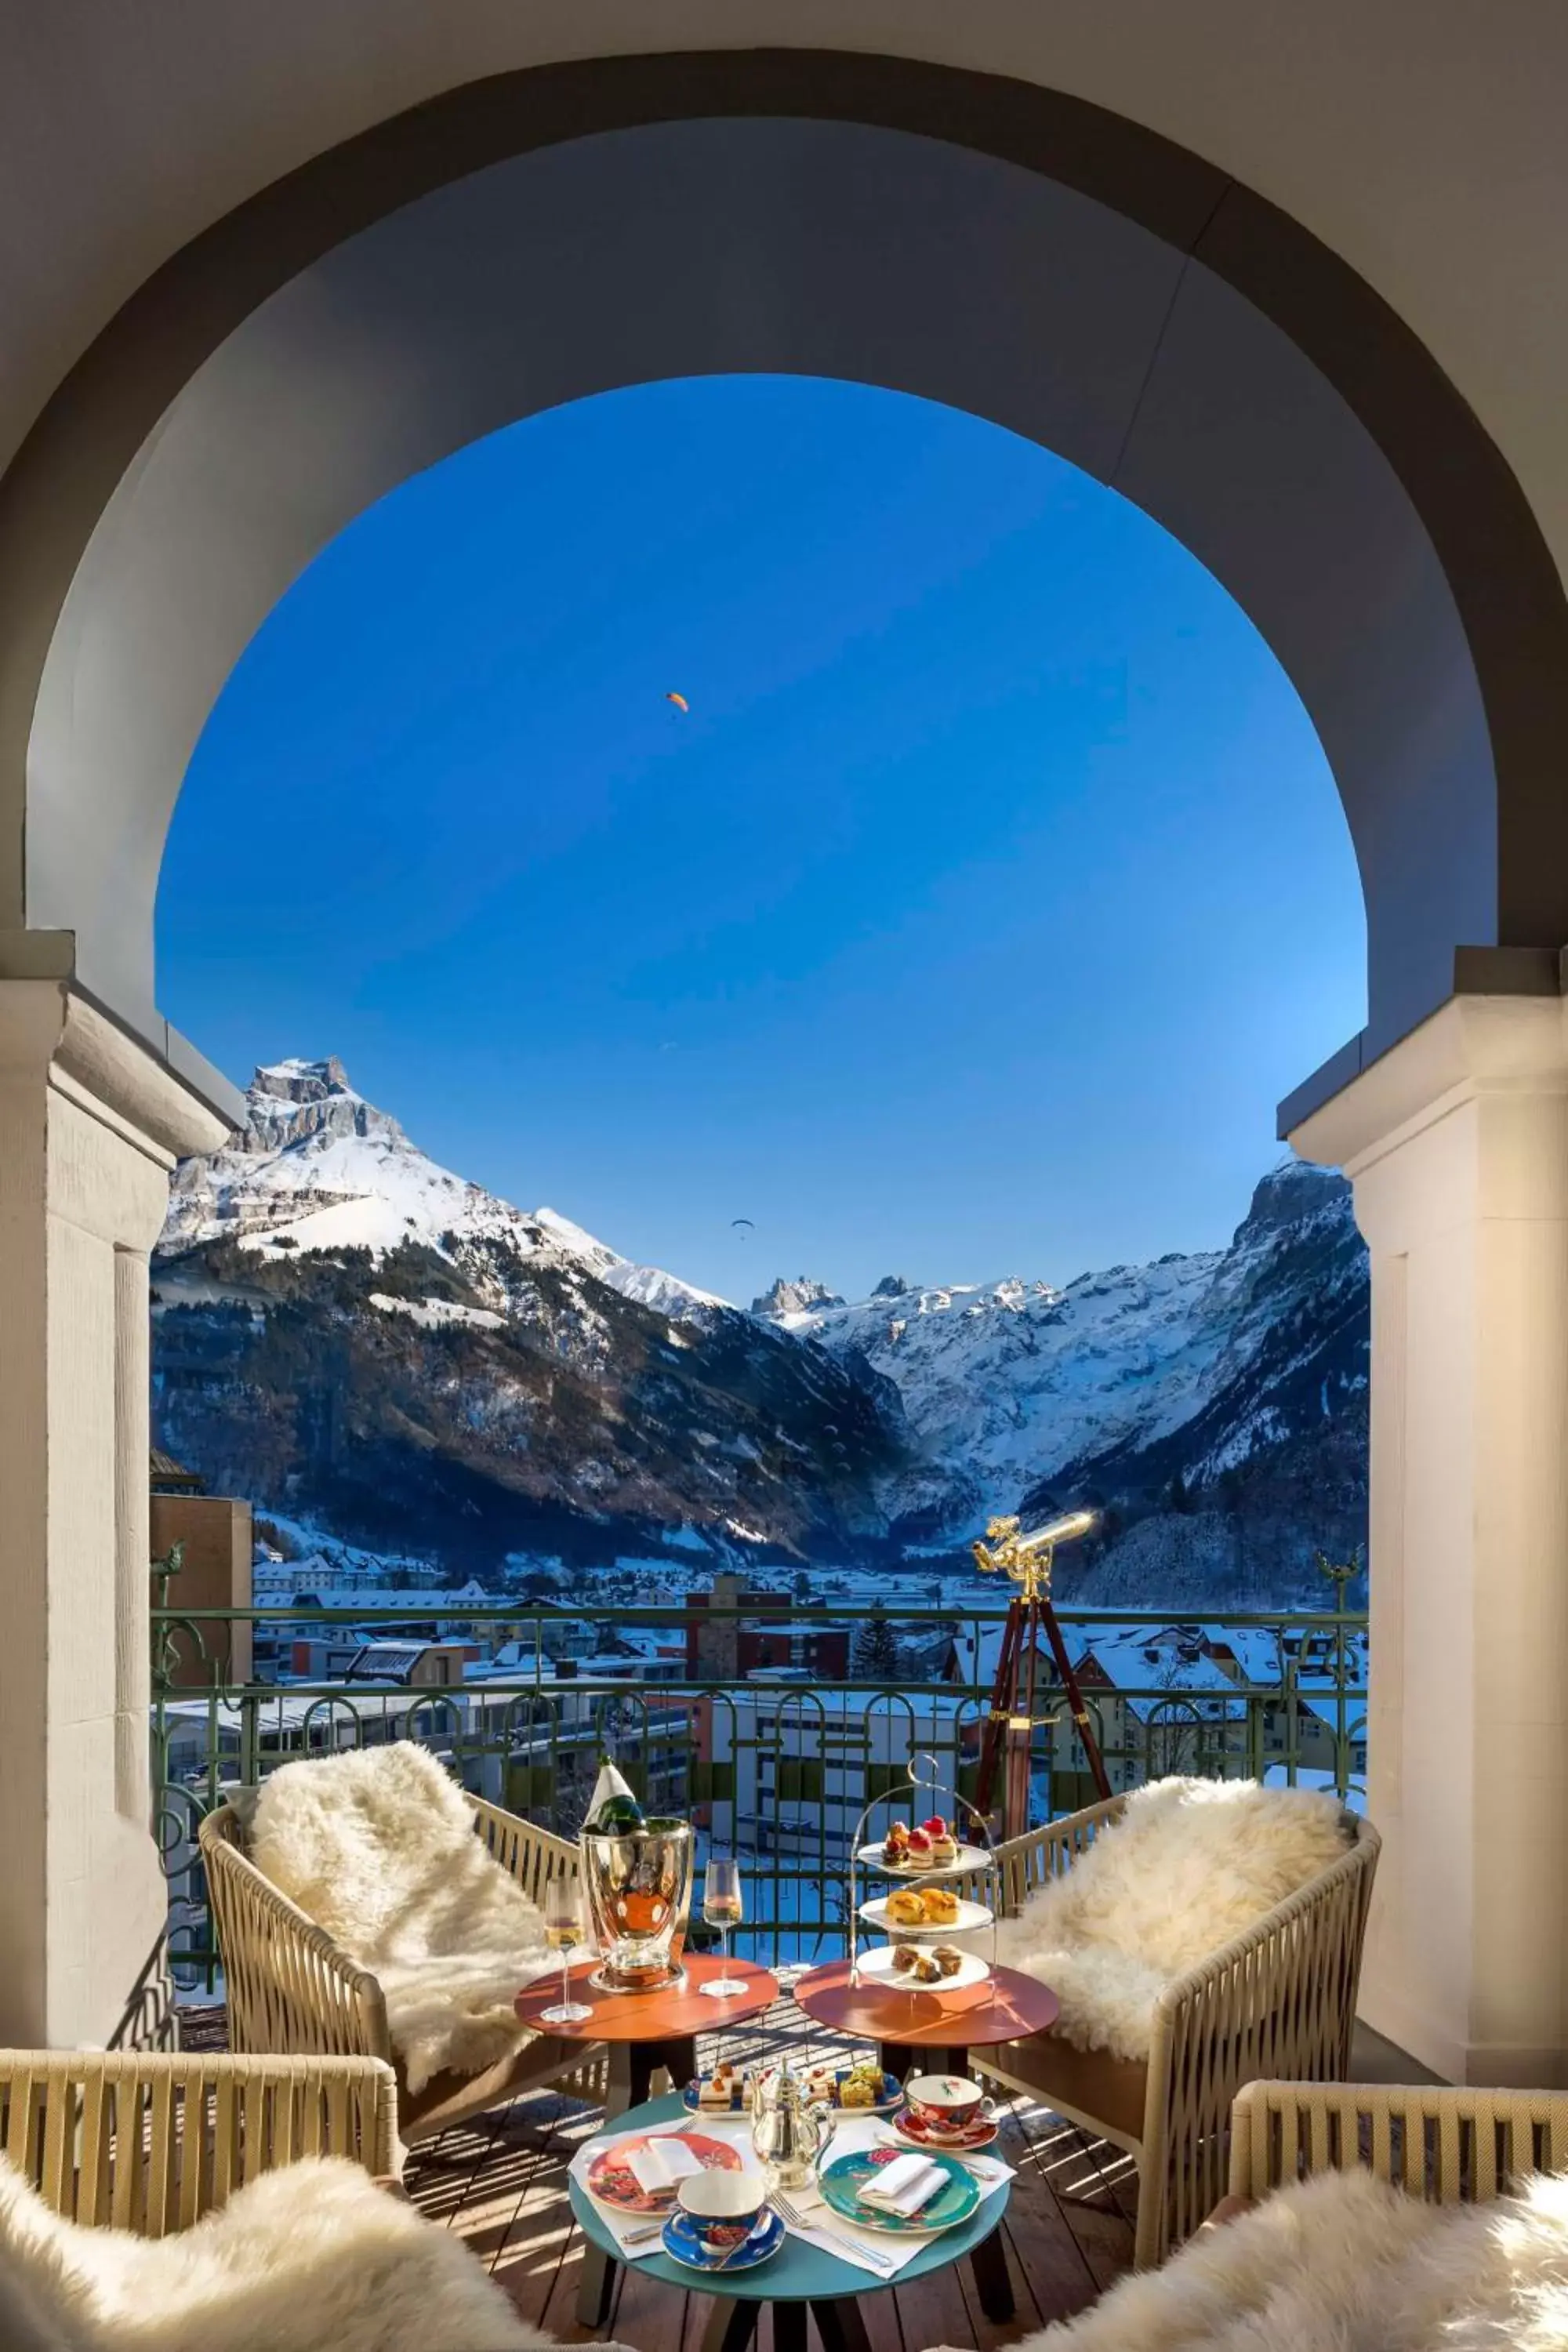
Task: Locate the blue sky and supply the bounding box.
[159,376,1365,1302]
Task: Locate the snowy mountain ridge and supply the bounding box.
[153,1058,1369,1597]
[162,1056,724,1323]
[757,1158,1365,1541]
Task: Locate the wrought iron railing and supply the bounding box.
[150,1599,1367,1991]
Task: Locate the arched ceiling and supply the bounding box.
[0,41,1564,1128]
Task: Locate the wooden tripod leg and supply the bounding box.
[1039,1599,1112,1800]
[975,1598,1022,1820]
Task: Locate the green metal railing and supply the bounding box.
[150,1598,1367,1990]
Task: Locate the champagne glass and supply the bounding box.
[700,1857,746,1998]
[541,1877,593,2024]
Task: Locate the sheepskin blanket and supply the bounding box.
[0,2152,559,2352]
[989,1777,1350,2061]
[964,2161,1568,2351]
[251,1743,555,2092]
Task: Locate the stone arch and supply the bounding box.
[0,51,1564,1116]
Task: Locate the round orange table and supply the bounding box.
[514,1952,779,2118]
[792,1958,1058,2082]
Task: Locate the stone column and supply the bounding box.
[0,982,230,2047]
[1291,993,1568,2085]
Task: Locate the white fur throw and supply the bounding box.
[989,1777,1350,2061]
[251,1743,555,2092]
[965,2161,1568,2350]
[0,2151,558,2352]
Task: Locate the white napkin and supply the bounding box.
[858,2152,946,2216]
[625,2137,704,2196]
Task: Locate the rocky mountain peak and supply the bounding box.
[244,1058,406,1156]
[1232,1157,1349,1244]
[871,1274,916,1299]
[751,1276,847,1317]
[254,1055,354,1103]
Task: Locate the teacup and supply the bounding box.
[676,2165,769,2259]
[904,2074,995,2140]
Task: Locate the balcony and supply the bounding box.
[150,1597,1368,1987]
[146,1595,1367,2342]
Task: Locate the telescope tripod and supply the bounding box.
[974,1584,1112,1828]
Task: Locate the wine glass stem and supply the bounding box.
[561,1951,570,2011]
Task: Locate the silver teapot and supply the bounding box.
[750,2053,837,2187]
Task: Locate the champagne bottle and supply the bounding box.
[585,1756,644,1837]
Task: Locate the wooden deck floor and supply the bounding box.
[400,1989,1136,2352]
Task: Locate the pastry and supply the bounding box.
[887,1886,927,1926]
[905,1950,942,1985]
[932,1944,965,1979]
[920,1886,960,1926]
[881,1820,911,1867]
[890,1942,920,1974]
[695,2063,752,2111]
[923,1815,959,1867]
[904,1825,933,1864]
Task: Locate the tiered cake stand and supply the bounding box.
[845,1753,1000,1993]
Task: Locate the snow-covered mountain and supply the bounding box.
[162,1057,724,1323]
[152,1058,1368,1599]
[757,1161,1369,1595]
[152,1060,904,1572]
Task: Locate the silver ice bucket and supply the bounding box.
[580,1817,694,1991]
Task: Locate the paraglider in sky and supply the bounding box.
[666,691,689,713]
[731,1218,754,1235]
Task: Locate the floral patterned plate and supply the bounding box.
[817,2146,982,2235]
[585,2129,742,2213]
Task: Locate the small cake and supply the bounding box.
[932,1944,965,1979]
[881,1820,911,1867]
[906,1950,942,1985]
[920,1885,960,1926]
[840,2062,881,2110]
[696,2062,751,2111]
[887,1886,927,1926]
[904,1824,933,1865]
[890,1942,920,1975]
[923,1815,959,1867]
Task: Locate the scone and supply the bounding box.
[921,1886,960,1926]
[887,1886,927,1926]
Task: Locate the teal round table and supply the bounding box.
[568,2089,1012,2352]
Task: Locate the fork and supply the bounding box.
[771,2191,900,2274]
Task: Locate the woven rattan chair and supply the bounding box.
[963,1795,1381,2266]
[200,1788,607,2145]
[1228,2076,1568,2209]
[0,2049,398,2230]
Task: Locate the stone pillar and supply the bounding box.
[0,982,230,2047]
[1291,993,1568,2085]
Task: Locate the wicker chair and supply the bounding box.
[963,1795,1381,2267]
[0,2049,397,2230]
[1229,2075,1568,2209]
[200,1788,607,2145]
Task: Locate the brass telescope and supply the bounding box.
[972,1506,1110,1817]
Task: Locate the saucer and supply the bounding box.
[891,2110,1000,2154]
[661,2205,785,2274]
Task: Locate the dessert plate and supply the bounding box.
[855,1841,992,1879]
[855,1945,990,1991]
[585,2130,741,2213]
[683,2067,904,2117]
[859,1895,993,1936]
[818,2147,981,2235]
